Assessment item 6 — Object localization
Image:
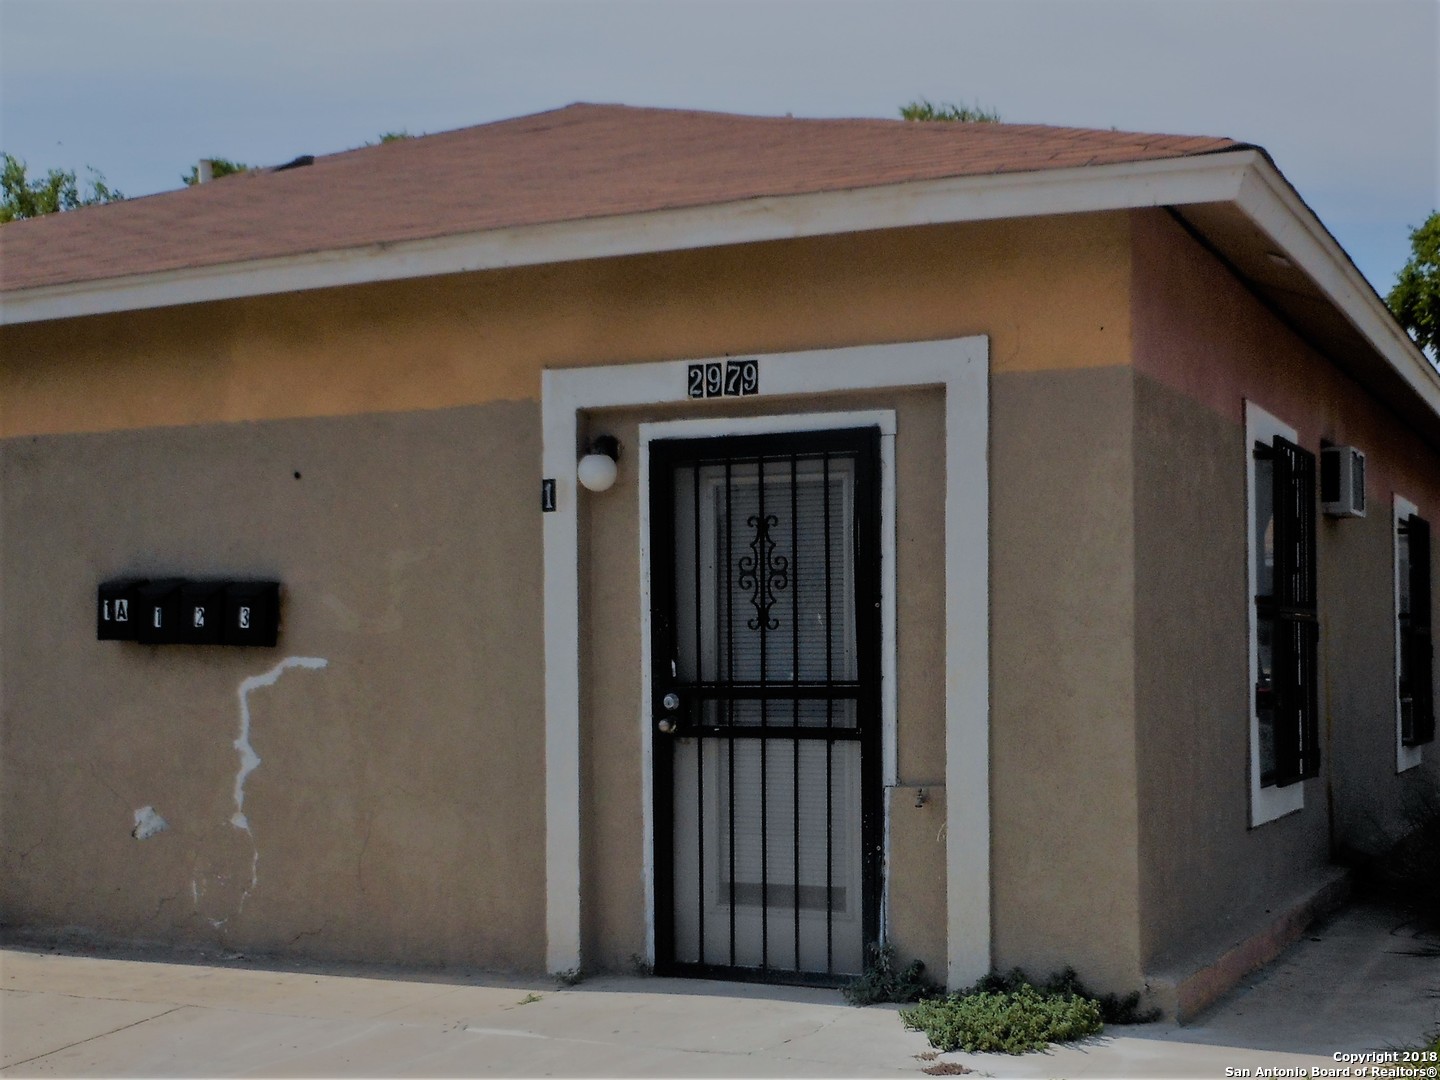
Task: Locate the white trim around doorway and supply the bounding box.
[542,335,990,987]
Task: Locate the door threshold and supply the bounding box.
[660,960,854,989]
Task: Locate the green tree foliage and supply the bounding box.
[1387,211,1440,356]
[181,134,412,185]
[1,152,123,223]
[900,97,1001,123]
[181,158,251,186]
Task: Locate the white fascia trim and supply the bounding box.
[635,409,898,968]
[1233,159,1440,418]
[542,336,990,986]
[1395,494,1424,774]
[1245,401,1305,827]
[0,153,1254,327]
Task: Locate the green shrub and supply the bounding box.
[843,943,941,1005]
[982,966,1161,1025]
[898,965,1155,1055]
[902,984,1102,1054]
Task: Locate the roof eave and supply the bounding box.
[1224,155,1440,430]
[0,151,1257,327]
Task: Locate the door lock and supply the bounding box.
[661,692,681,711]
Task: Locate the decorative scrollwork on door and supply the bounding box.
[736,513,789,631]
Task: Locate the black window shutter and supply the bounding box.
[1404,514,1434,746]
[1271,436,1319,785]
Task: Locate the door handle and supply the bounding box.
[657,718,677,734]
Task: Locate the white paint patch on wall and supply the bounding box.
[231,656,328,832]
[192,655,328,929]
[131,805,168,839]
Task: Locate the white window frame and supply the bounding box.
[1394,493,1424,774]
[1245,400,1305,826]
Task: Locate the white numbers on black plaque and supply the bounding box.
[687,359,759,399]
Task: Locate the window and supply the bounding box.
[1395,496,1434,771]
[1246,403,1318,825]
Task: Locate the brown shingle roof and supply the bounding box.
[0,103,1243,293]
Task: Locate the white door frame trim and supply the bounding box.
[542,336,990,987]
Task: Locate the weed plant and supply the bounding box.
[975,966,1161,1025]
[843,944,940,1005]
[902,983,1101,1054]
[899,966,1157,1055]
[1366,792,1440,925]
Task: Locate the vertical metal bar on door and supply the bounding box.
[693,459,705,966]
[822,452,834,975]
[758,454,769,970]
[724,457,736,968]
[790,453,801,969]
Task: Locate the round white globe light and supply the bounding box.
[577,452,618,492]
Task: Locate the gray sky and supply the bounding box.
[2,0,1436,295]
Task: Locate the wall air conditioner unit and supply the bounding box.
[1320,445,1366,518]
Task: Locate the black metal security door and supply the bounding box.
[649,428,882,984]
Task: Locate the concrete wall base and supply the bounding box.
[1145,865,1351,1023]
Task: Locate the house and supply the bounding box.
[1,104,1435,1019]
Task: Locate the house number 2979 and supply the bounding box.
[688,359,759,398]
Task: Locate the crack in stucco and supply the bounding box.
[208,850,261,929]
[356,806,377,895]
[16,840,44,862]
[286,924,326,946]
[231,656,328,832]
[192,656,328,930]
[137,892,179,929]
[88,764,128,809]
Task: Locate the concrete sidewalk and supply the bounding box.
[3,901,1436,1078]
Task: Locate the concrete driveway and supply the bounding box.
[3,900,1436,1078]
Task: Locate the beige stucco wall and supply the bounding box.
[0,214,1132,439]
[1130,209,1440,974]
[990,365,1141,989]
[0,406,547,969]
[4,210,1150,990]
[1131,373,1332,973]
